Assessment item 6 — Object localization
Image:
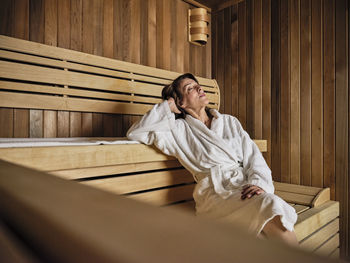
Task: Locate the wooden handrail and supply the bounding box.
[0,160,334,263]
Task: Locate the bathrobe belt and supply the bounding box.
[194,163,244,199]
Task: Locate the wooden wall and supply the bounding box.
[0,0,211,137]
[212,0,349,258]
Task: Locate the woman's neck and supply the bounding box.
[186,107,212,128]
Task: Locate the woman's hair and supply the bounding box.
[161,73,198,119]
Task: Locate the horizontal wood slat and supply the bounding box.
[274,191,315,206]
[81,169,194,195]
[51,160,182,180]
[300,218,339,251]
[0,35,215,87]
[295,201,339,241]
[0,35,220,115]
[0,140,267,172]
[129,184,195,206]
[314,233,339,256]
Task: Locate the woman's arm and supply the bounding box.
[127,100,178,145]
[233,118,274,194]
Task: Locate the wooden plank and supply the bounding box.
[0,34,216,87]
[224,7,232,115]
[270,0,281,182]
[14,108,29,138]
[69,112,81,137]
[29,110,42,138]
[295,201,339,241]
[322,0,335,200]
[170,1,177,72]
[43,110,57,138]
[70,0,82,51]
[261,0,271,166]
[130,0,140,64]
[176,1,186,73]
[253,0,262,139]
[290,0,300,185]
[0,160,333,263]
[274,182,322,196]
[0,108,13,137]
[280,0,290,183]
[311,0,323,188]
[0,144,174,171]
[231,5,238,117]
[294,205,310,214]
[216,10,225,112]
[314,233,339,256]
[57,111,69,137]
[274,191,314,206]
[103,0,114,59]
[335,0,349,258]
[82,169,194,195]
[238,1,247,129]
[245,0,253,133]
[300,0,312,186]
[44,0,57,47]
[329,248,339,259]
[300,218,339,251]
[57,0,70,49]
[129,184,195,206]
[51,160,182,180]
[14,0,29,40]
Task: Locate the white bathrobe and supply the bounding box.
[127,101,297,235]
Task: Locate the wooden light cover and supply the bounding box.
[188,8,209,46]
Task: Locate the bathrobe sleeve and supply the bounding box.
[233,117,274,194]
[126,101,178,156]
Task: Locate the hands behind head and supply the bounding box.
[167,98,182,114]
[241,185,265,200]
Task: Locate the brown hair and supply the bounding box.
[161,73,212,119]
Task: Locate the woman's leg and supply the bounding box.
[262,215,299,246]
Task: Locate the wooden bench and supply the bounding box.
[0,35,340,259]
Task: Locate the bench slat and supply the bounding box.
[274,191,315,206]
[81,169,194,195]
[314,233,339,256]
[294,205,310,214]
[51,160,182,180]
[295,201,339,241]
[274,182,322,196]
[300,218,339,251]
[129,184,195,206]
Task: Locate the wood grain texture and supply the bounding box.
[323,0,335,200]
[311,0,323,188]
[290,0,300,185]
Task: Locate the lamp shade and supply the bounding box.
[188,8,209,46]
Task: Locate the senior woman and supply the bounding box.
[127,73,298,246]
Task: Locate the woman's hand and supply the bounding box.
[167,98,181,114]
[241,185,265,200]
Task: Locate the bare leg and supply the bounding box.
[262,216,299,246]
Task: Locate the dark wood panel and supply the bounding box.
[224,7,232,115]
[290,0,300,185]
[311,0,323,188]
[300,0,312,186]
[323,0,335,200]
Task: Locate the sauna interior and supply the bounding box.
[0,0,349,262]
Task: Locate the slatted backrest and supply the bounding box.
[0,35,220,115]
[0,140,267,207]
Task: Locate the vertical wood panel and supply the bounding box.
[300,0,312,186]
[323,0,335,200]
[271,0,281,182]
[262,0,271,166]
[170,1,177,72]
[231,5,238,117]
[176,1,186,73]
[246,0,254,135]
[14,109,29,138]
[311,0,323,187]
[103,0,114,59]
[335,0,349,257]
[148,0,157,67]
[156,0,171,70]
[238,1,247,129]
[290,0,300,184]
[130,0,140,64]
[280,0,290,183]
[57,111,69,137]
[217,10,225,113]
[253,0,262,139]
[0,109,14,137]
[224,8,232,115]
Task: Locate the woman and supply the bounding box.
[127,73,298,246]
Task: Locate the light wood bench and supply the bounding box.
[0,35,340,259]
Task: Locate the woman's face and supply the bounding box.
[179,78,209,111]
